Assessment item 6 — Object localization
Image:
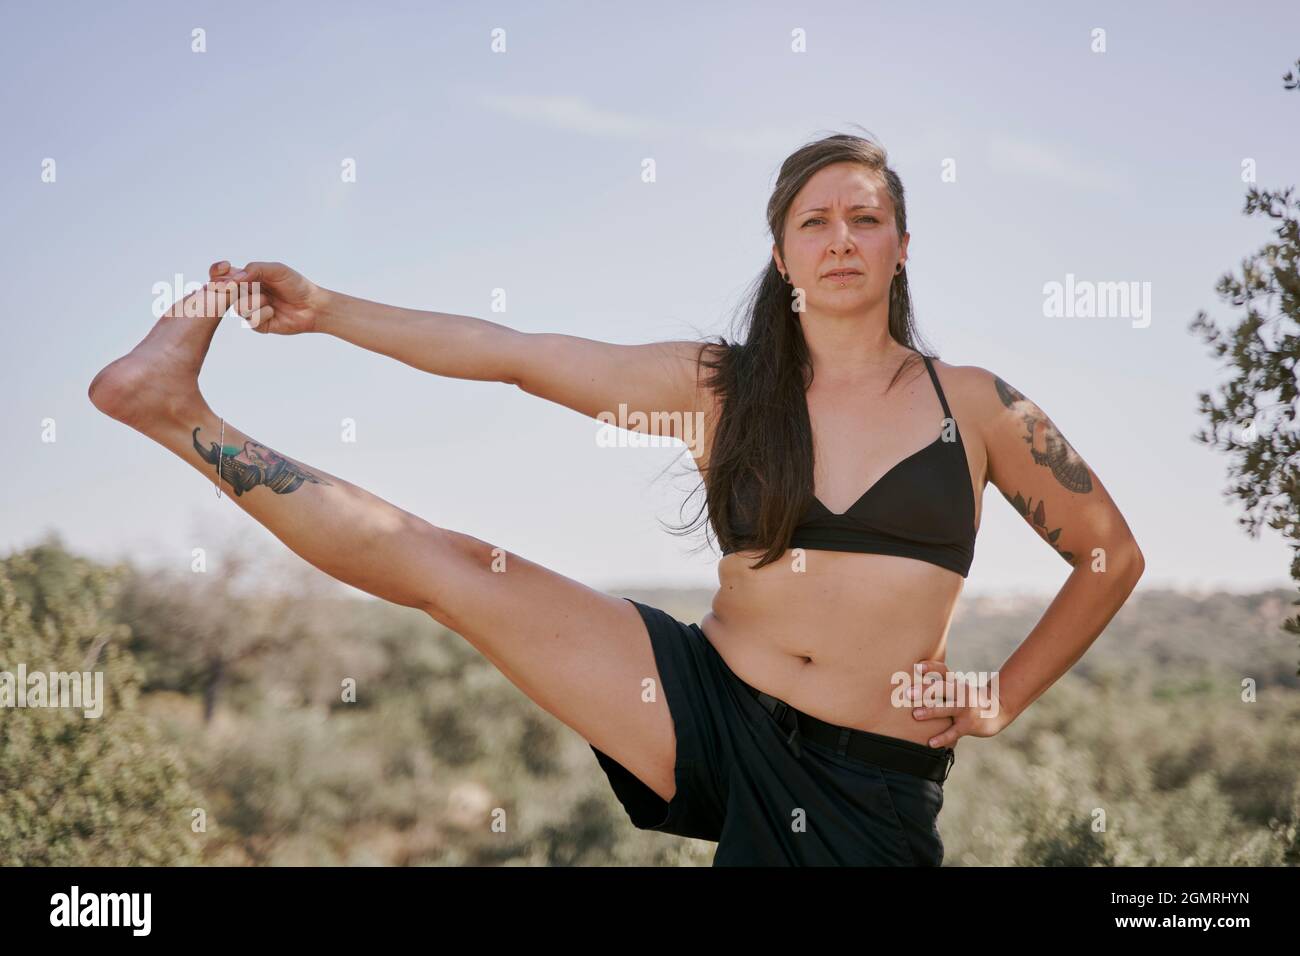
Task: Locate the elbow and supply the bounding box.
[502,329,544,390]
[1077,539,1144,585]
[1121,540,1145,587]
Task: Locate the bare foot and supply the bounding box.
[88,279,239,433]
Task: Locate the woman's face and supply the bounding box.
[773,162,908,317]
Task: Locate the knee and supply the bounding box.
[413,528,502,628]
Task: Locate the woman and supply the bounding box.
[88,132,1144,866]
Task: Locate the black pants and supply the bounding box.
[590,598,950,866]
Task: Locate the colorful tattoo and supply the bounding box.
[1002,489,1076,565]
[994,377,1093,494]
[192,427,332,497]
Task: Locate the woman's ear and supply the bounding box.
[771,244,785,275]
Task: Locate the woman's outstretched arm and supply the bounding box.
[318,287,522,382]
[218,260,715,444]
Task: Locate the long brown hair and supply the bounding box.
[666,130,939,569]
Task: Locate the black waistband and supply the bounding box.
[744,682,955,783]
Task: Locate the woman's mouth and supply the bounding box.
[823,271,861,281]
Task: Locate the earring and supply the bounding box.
[895,262,904,275]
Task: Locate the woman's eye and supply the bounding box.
[801,216,878,227]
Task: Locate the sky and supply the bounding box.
[2,0,1298,599]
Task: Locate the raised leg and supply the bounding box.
[88,279,680,801]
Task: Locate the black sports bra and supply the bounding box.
[721,354,978,577]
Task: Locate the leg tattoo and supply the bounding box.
[192,427,333,497]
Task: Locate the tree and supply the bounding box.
[0,537,201,864]
[114,531,361,723]
[1190,60,1300,672]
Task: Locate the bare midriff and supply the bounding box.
[699,548,964,747]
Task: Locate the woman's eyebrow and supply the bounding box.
[799,204,883,215]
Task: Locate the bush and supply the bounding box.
[0,538,201,865]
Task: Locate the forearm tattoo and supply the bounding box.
[192,427,332,497]
[994,376,1093,494]
[1001,489,1076,566]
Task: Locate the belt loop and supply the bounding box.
[786,712,803,759]
[836,726,850,757]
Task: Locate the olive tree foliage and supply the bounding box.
[0,537,201,864]
[1190,61,1300,672]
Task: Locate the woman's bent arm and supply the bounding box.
[963,364,1145,731]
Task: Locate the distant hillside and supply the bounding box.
[5,539,1296,866]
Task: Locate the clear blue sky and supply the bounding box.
[2,0,1297,597]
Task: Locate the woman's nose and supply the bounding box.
[828,222,855,250]
[828,233,855,254]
